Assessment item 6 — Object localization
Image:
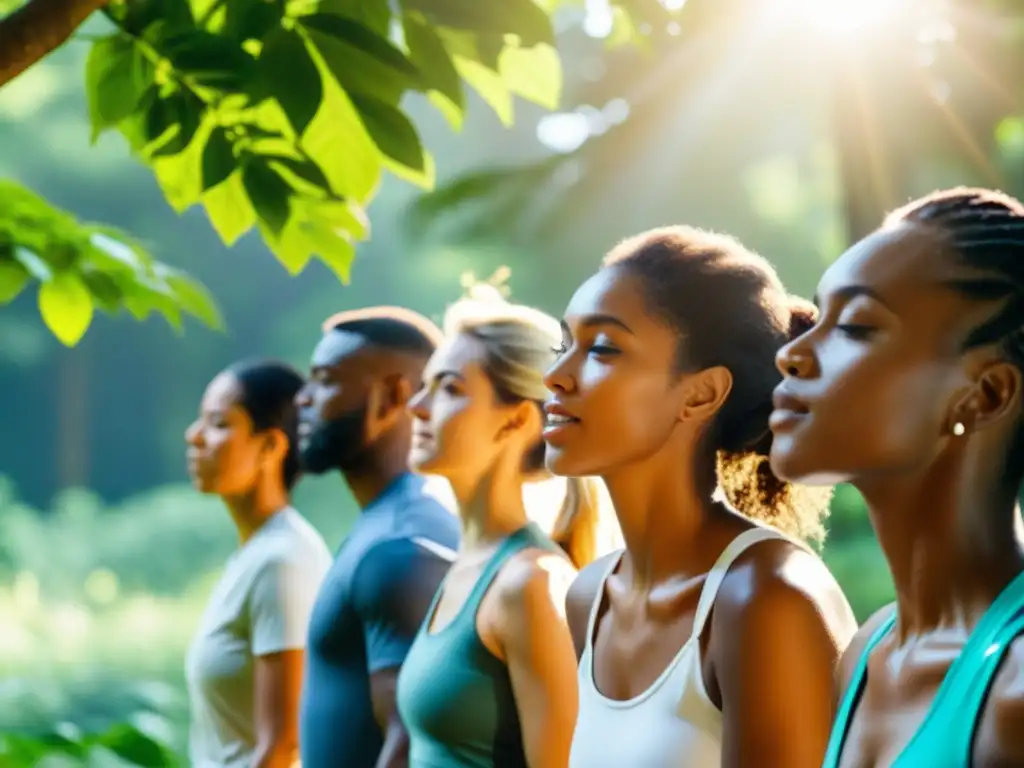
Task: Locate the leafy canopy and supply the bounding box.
[0,179,220,346]
[82,0,566,283]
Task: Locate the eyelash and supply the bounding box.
[551,343,619,356]
[837,324,876,340]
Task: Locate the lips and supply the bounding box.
[542,401,580,441]
[769,387,810,432]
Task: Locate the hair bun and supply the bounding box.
[787,297,817,340]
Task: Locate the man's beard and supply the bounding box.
[300,405,373,476]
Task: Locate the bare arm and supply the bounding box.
[498,552,579,768]
[714,553,857,768]
[252,650,304,768]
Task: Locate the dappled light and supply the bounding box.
[0,0,1020,762]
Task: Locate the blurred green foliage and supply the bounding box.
[0,179,220,346]
[0,471,893,764]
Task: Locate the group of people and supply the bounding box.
[181,185,1024,768]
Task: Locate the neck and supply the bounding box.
[343,431,411,509]
[448,458,529,550]
[602,435,720,588]
[224,476,289,545]
[858,449,1024,640]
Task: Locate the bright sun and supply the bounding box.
[791,0,901,33]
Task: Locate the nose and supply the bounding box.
[407,386,430,420]
[185,420,202,447]
[295,383,312,408]
[543,349,574,395]
[775,334,816,379]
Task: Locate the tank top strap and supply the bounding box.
[583,551,625,651]
[462,523,545,612]
[821,611,896,768]
[690,527,788,639]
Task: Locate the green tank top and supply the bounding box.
[397,522,558,768]
[823,570,1024,767]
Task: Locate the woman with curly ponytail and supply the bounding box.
[544,226,857,767]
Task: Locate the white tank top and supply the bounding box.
[568,527,786,768]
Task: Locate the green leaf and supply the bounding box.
[349,94,425,172]
[302,74,382,202]
[13,246,53,282]
[499,42,561,109]
[303,14,420,78]
[454,56,512,125]
[298,197,369,241]
[201,126,237,191]
[94,723,175,767]
[221,0,283,44]
[202,170,256,246]
[145,89,204,158]
[38,272,94,347]
[156,265,224,329]
[85,35,152,142]
[242,158,292,236]
[383,148,435,189]
[305,15,420,104]
[402,15,465,130]
[313,229,355,283]
[400,0,554,47]
[160,29,257,89]
[266,155,335,195]
[79,269,124,313]
[318,0,391,34]
[258,27,323,136]
[0,261,29,304]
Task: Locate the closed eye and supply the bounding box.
[837,324,876,340]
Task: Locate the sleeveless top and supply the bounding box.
[397,522,559,768]
[568,527,788,768]
[823,569,1024,768]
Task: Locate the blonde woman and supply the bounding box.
[397,283,609,767]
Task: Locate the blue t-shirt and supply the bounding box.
[299,473,461,768]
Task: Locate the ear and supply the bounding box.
[949,360,1022,435]
[496,400,540,443]
[366,374,414,439]
[260,427,289,469]
[677,365,733,423]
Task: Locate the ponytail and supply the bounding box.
[550,476,607,568]
[715,298,831,546]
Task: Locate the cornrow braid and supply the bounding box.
[887,187,1024,366]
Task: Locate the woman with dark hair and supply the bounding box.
[771,187,1024,767]
[398,284,616,767]
[545,226,857,767]
[185,359,332,768]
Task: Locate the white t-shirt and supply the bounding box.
[186,507,332,768]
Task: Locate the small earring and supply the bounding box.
[952,422,966,436]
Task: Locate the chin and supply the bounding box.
[770,438,849,486]
[544,444,596,478]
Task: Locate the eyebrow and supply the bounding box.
[560,314,635,335]
[813,284,892,311]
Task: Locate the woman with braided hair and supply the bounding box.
[771,187,1024,766]
[397,281,613,767]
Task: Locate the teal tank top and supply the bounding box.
[397,523,558,768]
[823,570,1024,767]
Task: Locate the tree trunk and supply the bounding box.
[0,0,108,87]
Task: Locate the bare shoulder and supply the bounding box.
[714,536,859,654]
[493,546,579,617]
[976,633,1024,764]
[834,602,894,695]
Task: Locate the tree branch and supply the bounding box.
[0,0,109,87]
